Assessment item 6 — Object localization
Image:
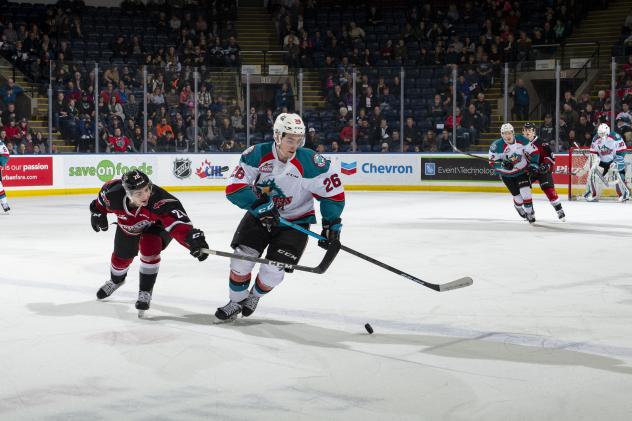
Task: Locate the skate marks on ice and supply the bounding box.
[377,217,632,237]
[24,296,632,375]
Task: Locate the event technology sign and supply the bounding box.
[420,156,497,181]
[2,156,53,187]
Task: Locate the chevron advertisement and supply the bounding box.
[330,154,418,185]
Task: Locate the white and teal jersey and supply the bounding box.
[488,134,539,177]
[590,131,626,164]
[225,142,345,224]
[0,140,9,167]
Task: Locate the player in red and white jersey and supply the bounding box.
[522,122,566,220]
[89,169,208,315]
[0,133,10,212]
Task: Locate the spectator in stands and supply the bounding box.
[574,114,594,147]
[107,127,133,153]
[373,119,392,148]
[403,117,422,150]
[562,90,577,111]
[174,132,190,153]
[0,79,23,106]
[348,22,365,42]
[77,115,95,152]
[220,137,239,152]
[539,113,555,143]
[561,103,579,130]
[359,86,377,111]
[330,140,340,153]
[378,86,396,111]
[511,78,529,120]
[106,96,125,125]
[367,6,383,25]
[327,85,346,110]
[231,108,244,131]
[218,117,235,145]
[461,104,483,145]
[275,83,293,111]
[305,127,320,150]
[259,108,274,133]
[339,119,355,152]
[616,115,632,145]
[593,90,607,111]
[422,130,439,152]
[438,129,453,152]
[380,141,390,153]
[444,107,462,130]
[197,84,212,113]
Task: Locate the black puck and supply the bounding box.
[364,323,374,334]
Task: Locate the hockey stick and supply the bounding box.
[200,244,340,274]
[448,137,492,162]
[279,218,472,292]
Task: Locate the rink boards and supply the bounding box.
[3,153,573,197]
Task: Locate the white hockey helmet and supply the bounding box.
[500,123,514,134]
[597,123,610,138]
[273,112,306,147]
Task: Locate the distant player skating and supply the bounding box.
[489,123,540,223]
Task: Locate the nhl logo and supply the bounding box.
[173,158,192,179]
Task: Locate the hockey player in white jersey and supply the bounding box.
[216,112,345,320]
[489,123,540,223]
[583,123,630,202]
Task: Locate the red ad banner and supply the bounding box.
[552,154,570,185]
[2,156,54,187]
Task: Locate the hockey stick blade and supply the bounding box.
[200,246,338,274]
[438,277,474,292]
[278,218,472,292]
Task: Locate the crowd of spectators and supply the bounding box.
[0,78,49,154]
[0,0,242,152]
[265,0,587,152]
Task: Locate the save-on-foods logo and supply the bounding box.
[68,160,153,181]
[341,161,357,175]
[196,160,230,179]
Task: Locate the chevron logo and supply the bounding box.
[341,161,357,175]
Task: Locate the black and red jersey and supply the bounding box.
[531,136,555,166]
[91,179,194,247]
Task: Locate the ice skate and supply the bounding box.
[215,301,242,321]
[240,293,260,318]
[526,213,536,224]
[2,204,9,213]
[514,206,527,220]
[135,291,152,318]
[617,191,629,202]
[556,209,566,221]
[96,279,125,299]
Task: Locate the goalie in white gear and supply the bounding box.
[217,112,345,321]
[583,123,630,202]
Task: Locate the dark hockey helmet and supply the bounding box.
[523,122,537,131]
[121,169,152,195]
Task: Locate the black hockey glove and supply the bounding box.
[539,162,551,174]
[187,228,209,261]
[318,218,342,250]
[501,159,514,170]
[249,195,280,232]
[89,200,108,232]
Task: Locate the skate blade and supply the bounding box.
[213,314,240,324]
[138,310,146,318]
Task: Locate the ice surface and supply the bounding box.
[1,191,632,420]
